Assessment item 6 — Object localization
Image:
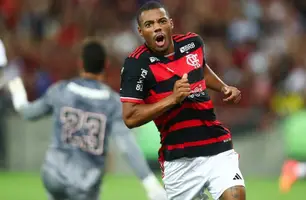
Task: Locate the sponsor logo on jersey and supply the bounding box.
[149,57,160,63]
[180,42,195,53]
[188,83,205,99]
[136,68,148,91]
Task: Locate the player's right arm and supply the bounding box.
[120,58,190,128]
[8,77,54,120]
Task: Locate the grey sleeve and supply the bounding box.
[109,93,132,137]
[19,97,52,120]
[18,84,57,120]
[110,93,152,180]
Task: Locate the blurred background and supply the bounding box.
[1,0,306,199]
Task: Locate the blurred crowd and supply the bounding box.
[1,0,306,133]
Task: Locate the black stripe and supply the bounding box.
[154,76,179,93]
[161,140,233,161]
[153,68,204,94]
[237,174,242,179]
[163,125,229,145]
[189,67,204,83]
[152,87,211,104]
[184,90,211,103]
[154,90,212,131]
[162,108,216,131]
[154,120,163,131]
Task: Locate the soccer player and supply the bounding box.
[120,1,245,200]
[8,39,167,200]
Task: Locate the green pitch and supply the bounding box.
[0,172,305,200]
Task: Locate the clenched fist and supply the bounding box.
[170,73,191,104]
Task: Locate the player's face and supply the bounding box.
[138,8,174,54]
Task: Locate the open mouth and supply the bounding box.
[155,34,166,47]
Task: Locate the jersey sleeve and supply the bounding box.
[120,57,150,104]
[19,97,52,120]
[19,82,60,120]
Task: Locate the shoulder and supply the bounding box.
[173,32,204,47]
[127,44,149,59]
[110,90,121,104]
[42,80,68,102]
[47,80,67,94]
[100,83,118,98]
[107,90,123,111]
[122,45,151,74]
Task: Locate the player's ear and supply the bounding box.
[170,19,174,29]
[138,26,143,37]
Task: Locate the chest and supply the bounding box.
[148,47,205,86]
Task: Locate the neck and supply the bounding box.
[164,39,175,55]
[80,72,105,82]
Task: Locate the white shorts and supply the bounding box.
[162,150,245,200]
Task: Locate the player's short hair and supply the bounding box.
[82,39,106,74]
[136,1,170,26]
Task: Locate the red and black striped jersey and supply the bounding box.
[120,32,232,161]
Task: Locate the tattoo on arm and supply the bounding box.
[231,186,240,199]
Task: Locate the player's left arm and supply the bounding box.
[8,77,53,120]
[197,35,241,103]
[203,64,227,92]
[204,63,241,103]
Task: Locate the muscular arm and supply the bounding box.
[120,57,189,128]
[198,35,228,93]
[122,96,176,128]
[204,64,228,92]
[120,57,177,128]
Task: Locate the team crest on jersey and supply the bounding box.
[180,42,195,53]
[149,57,159,63]
[186,54,201,68]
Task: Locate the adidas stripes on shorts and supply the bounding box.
[162,150,245,200]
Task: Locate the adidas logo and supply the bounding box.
[233,173,242,180]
